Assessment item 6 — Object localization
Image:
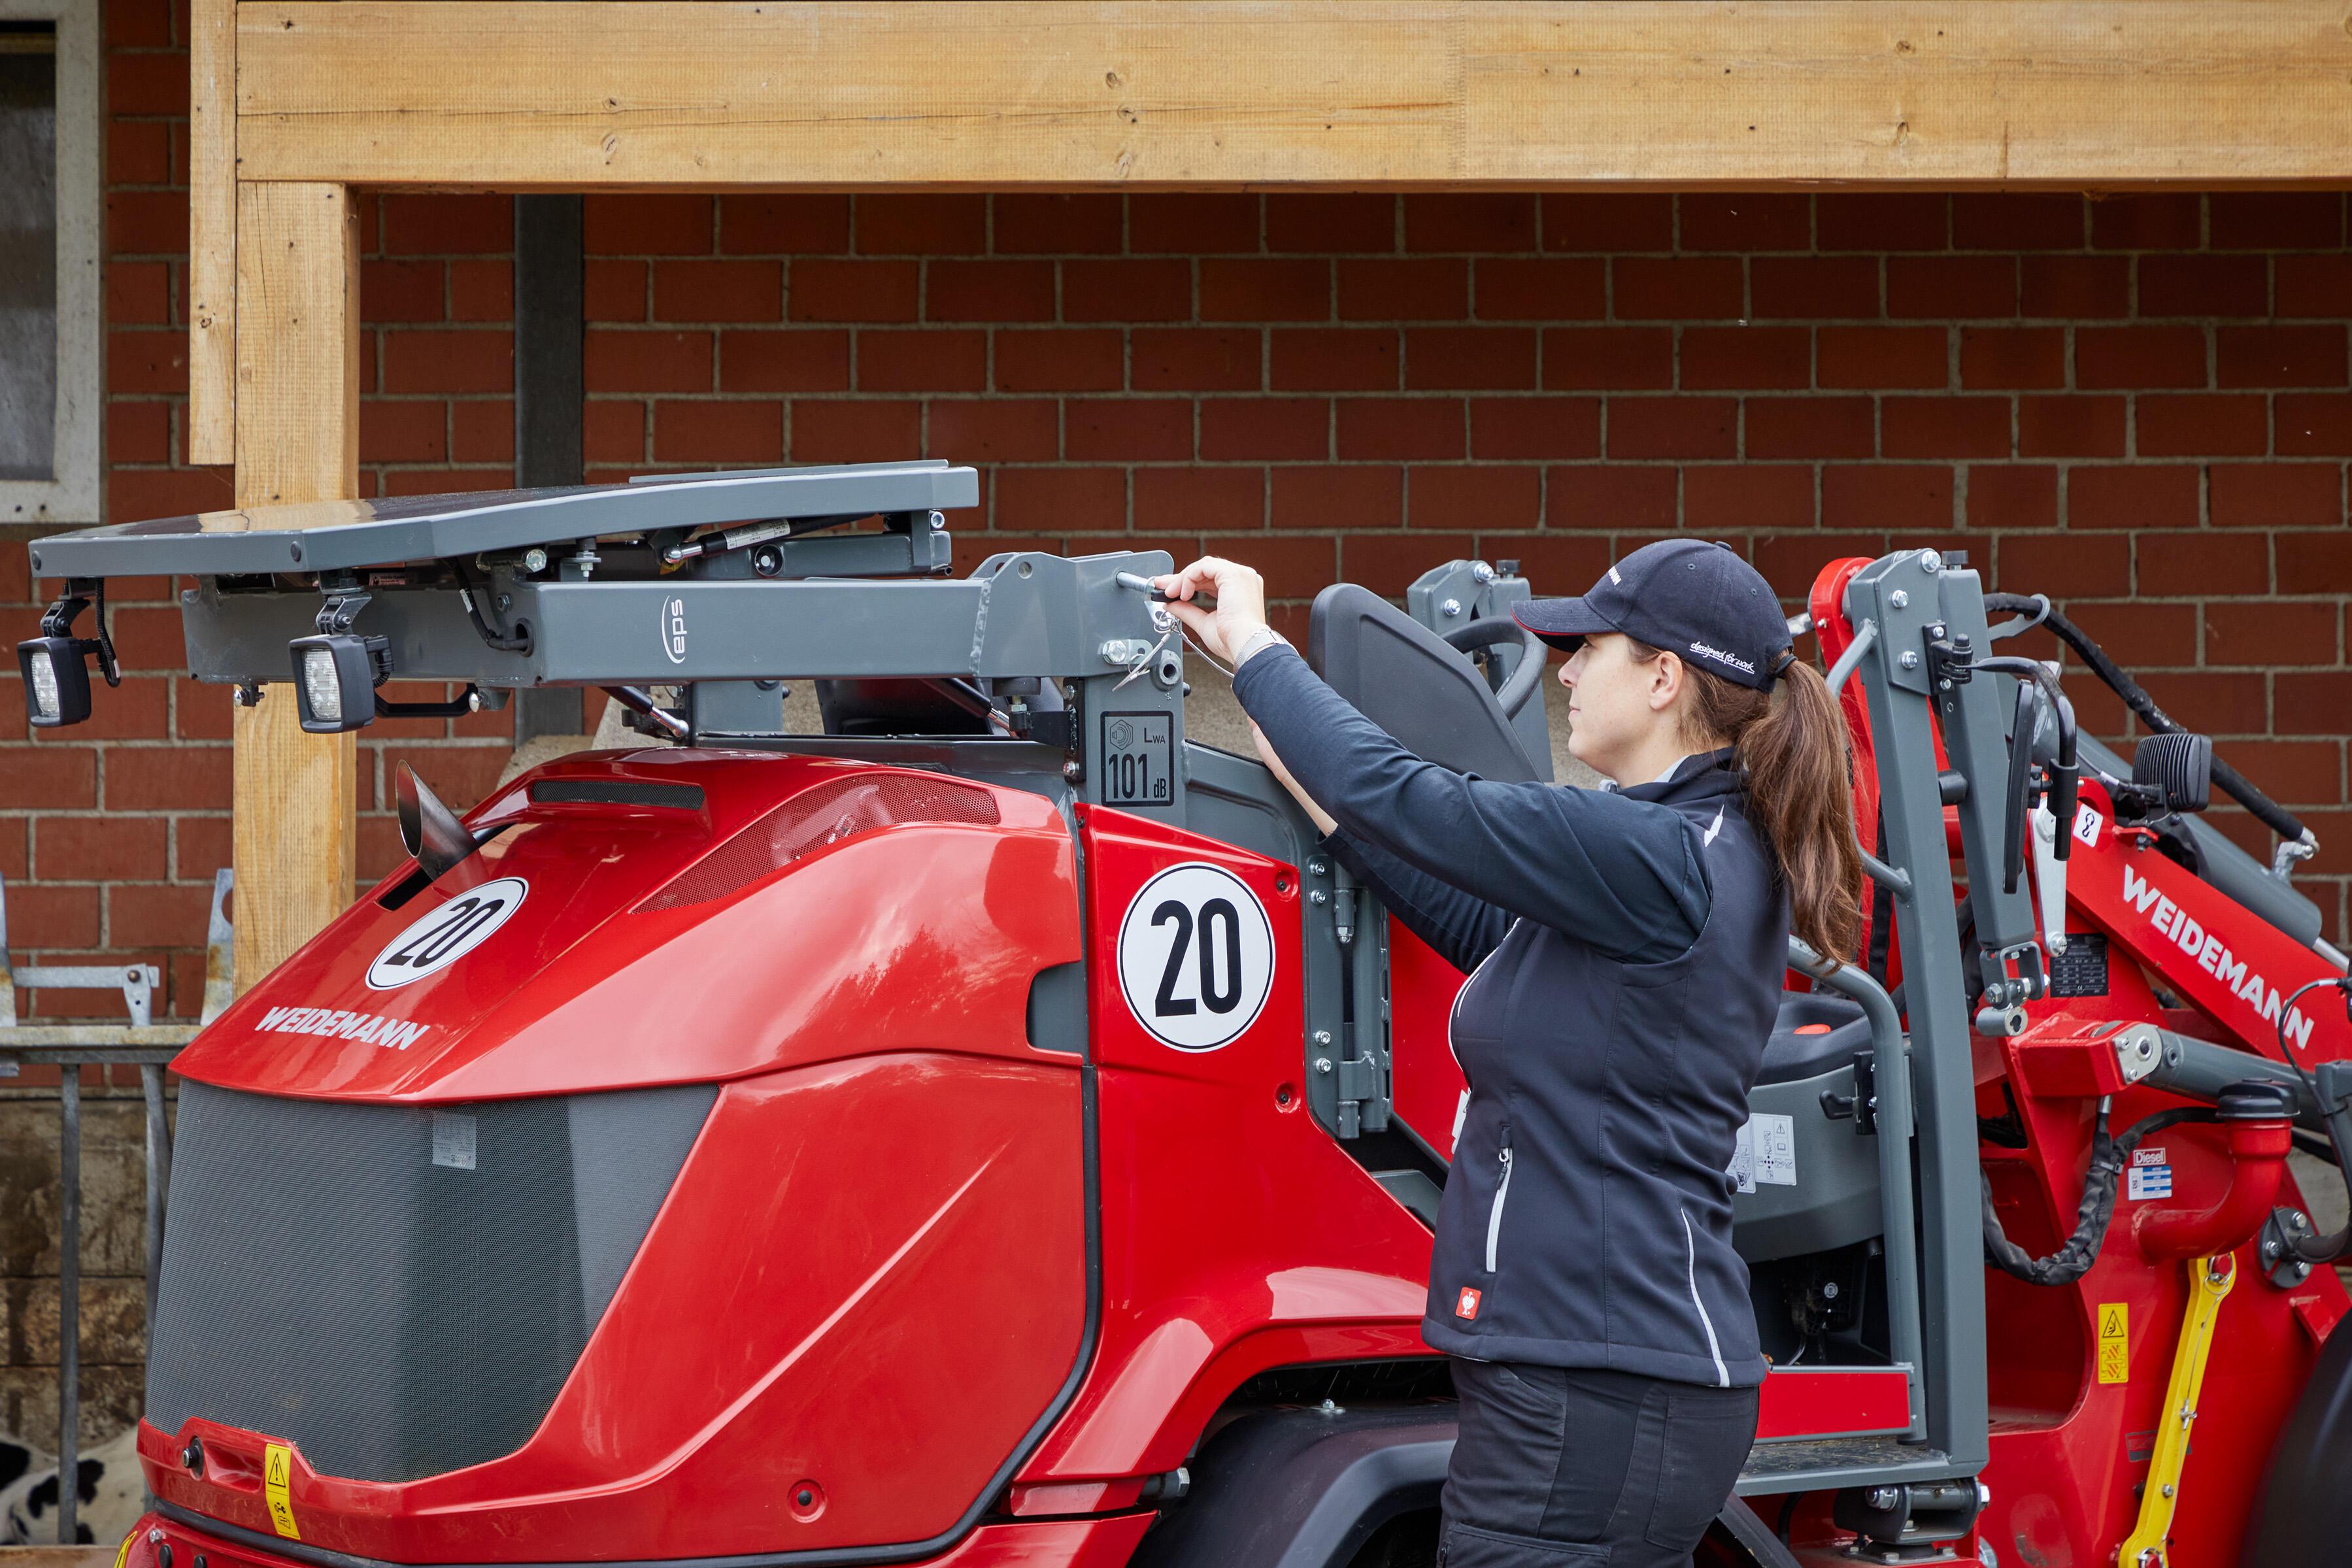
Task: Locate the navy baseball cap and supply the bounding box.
[1513,539,1795,690]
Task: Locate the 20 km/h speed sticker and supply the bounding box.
[1117,863,1275,1052]
[367,877,529,990]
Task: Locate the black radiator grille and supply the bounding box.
[147,1080,716,1483]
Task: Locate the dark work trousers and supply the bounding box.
[1437,1358,1759,1567]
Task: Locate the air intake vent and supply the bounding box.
[641,773,999,912]
[530,780,706,809]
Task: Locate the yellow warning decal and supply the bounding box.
[113,1530,135,1568]
[263,1443,301,1540]
[2098,1301,2129,1384]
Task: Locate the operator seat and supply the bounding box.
[1304,584,1545,782]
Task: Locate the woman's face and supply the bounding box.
[1560,632,1681,782]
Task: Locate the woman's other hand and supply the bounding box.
[1152,556,1271,665]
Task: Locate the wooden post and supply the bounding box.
[187,0,236,464]
[231,182,361,990]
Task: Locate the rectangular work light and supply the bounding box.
[16,636,93,727]
[288,632,393,733]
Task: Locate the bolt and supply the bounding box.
[1315,1057,1334,1074]
[1313,1030,1333,1046]
[1471,561,1496,584]
[1822,1280,1840,1299]
[929,510,946,531]
[1307,857,1330,876]
[1320,1398,1341,1414]
[467,690,483,712]
[1890,590,1909,609]
[496,593,513,612]
[523,548,548,573]
[1900,650,1921,669]
[2160,1483,2175,1499]
[1441,597,1463,617]
[1867,1487,1899,1510]
[1063,760,1082,781]
[1310,889,1330,905]
[1920,549,1942,573]
[182,1435,205,1476]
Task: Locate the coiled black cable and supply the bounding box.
[1983,1104,2217,1286]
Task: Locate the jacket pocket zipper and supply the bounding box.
[1485,1144,1513,1272]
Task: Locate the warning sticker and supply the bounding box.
[2127,1150,2173,1201]
[1728,1113,1797,1195]
[263,1443,301,1540]
[2098,1303,2129,1385]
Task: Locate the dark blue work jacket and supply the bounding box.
[1231,646,1786,1388]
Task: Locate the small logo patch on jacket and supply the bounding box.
[1455,1287,1482,1320]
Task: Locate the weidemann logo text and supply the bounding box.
[254,1005,430,1050]
[2121,864,2313,1051]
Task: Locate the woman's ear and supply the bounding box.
[1645,650,1685,714]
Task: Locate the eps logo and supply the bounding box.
[1116,862,1274,1052]
[367,877,528,990]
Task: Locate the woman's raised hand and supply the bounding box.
[1152,556,1271,666]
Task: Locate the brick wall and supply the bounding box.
[1,0,2349,1450]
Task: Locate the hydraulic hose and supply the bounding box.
[1983,1105,2216,1286]
[1984,592,2305,846]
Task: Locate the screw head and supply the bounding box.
[1471,561,1496,584]
[1899,650,1921,669]
[1441,597,1462,616]
[1309,889,1329,905]
[523,548,548,573]
[182,1435,205,1476]
[1307,857,1329,876]
[1313,1030,1333,1046]
[1890,590,1909,609]
[1920,549,1942,572]
[1315,1057,1334,1073]
[1866,1486,1899,1510]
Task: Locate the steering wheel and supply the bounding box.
[1443,618,1545,719]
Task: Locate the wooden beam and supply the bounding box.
[187,0,235,465]
[231,1,2352,190]
[231,182,360,992]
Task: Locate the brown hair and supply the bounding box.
[1628,640,1864,968]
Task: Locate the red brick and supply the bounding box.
[2211,741,2343,804]
[1470,398,1601,461]
[381,195,508,256]
[1,885,98,949]
[2017,395,2124,458]
[2210,193,2344,251]
[2218,326,2347,390]
[995,329,1124,392]
[788,260,919,324]
[1339,533,1484,597]
[1508,536,1616,592]
[1745,397,1874,459]
[380,467,508,499]
[1067,399,1194,461]
[107,401,171,464]
[1887,258,2016,320]
[107,120,170,186]
[107,0,171,48]
[1545,467,1675,531]
[1817,194,1948,253]
[360,400,447,463]
[27,673,166,737]
[1966,467,2060,532]
[1607,397,1734,460]
[586,259,648,322]
[2068,466,2200,531]
[1200,259,1330,322]
[1959,327,2066,391]
[2137,256,2268,320]
[1543,327,1673,392]
[2077,326,2207,390]
[1341,259,1470,322]
[653,260,781,323]
[1408,466,1540,529]
[1404,195,1536,254]
[584,329,710,393]
[2127,673,2270,739]
[1065,260,1192,323]
[2021,257,2128,320]
[1680,327,1808,391]
[789,400,920,464]
[2207,602,2340,667]
[1336,398,1464,461]
[1267,195,1396,254]
[1133,328,1261,392]
[32,816,165,882]
[585,400,645,463]
[1132,195,1259,254]
[1685,466,1814,533]
[1751,258,1881,320]
[107,328,186,393]
[452,400,516,465]
[363,259,445,323]
[2089,194,2202,250]
[996,467,1126,532]
[107,190,186,255]
[1992,531,2131,598]
[994,195,1122,255]
[382,329,512,394]
[1403,327,1536,392]
[2279,394,2352,456]
[1133,467,1263,533]
[1272,466,1402,531]
[2136,395,2268,458]
[105,260,172,325]
[924,399,1058,464]
[1243,533,1341,601]
[718,329,851,393]
[1471,259,1605,323]
[107,467,232,522]
[1199,397,1328,460]
[1882,397,2009,459]
[107,49,186,114]
[1821,465,1954,531]
[2209,464,2344,529]
[0,816,26,881]
[584,195,714,256]
[856,329,987,393]
[718,195,850,256]
[104,746,224,809]
[1954,195,2085,251]
[1677,195,1809,254]
[1612,258,1741,320]
[2133,531,2270,597]
[1271,328,1399,392]
[855,195,985,256]
[1819,327,1949,390]
[2278,257,2352,320]
[652,401,782,463]
[2278,672,2352,733]
[928,260,1056,323]
[1541,195,1673,254]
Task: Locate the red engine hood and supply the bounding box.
[180,748,1079,1102]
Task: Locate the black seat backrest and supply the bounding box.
[1305,584,1542,783]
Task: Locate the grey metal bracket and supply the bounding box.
[1408,558,1551,782]
[0,877,160,1033]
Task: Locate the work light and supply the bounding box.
[288,632,393,733]
[17,636,93,727]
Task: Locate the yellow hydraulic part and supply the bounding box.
[2117,1254,2237,1568]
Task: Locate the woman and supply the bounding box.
[1153,541,1862,1568]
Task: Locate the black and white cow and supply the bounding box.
[1,1426,142,1546]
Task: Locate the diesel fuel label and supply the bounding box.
[1101,712,1173,807]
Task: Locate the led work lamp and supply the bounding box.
[288,631,394,733]
[16,581,120,727]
